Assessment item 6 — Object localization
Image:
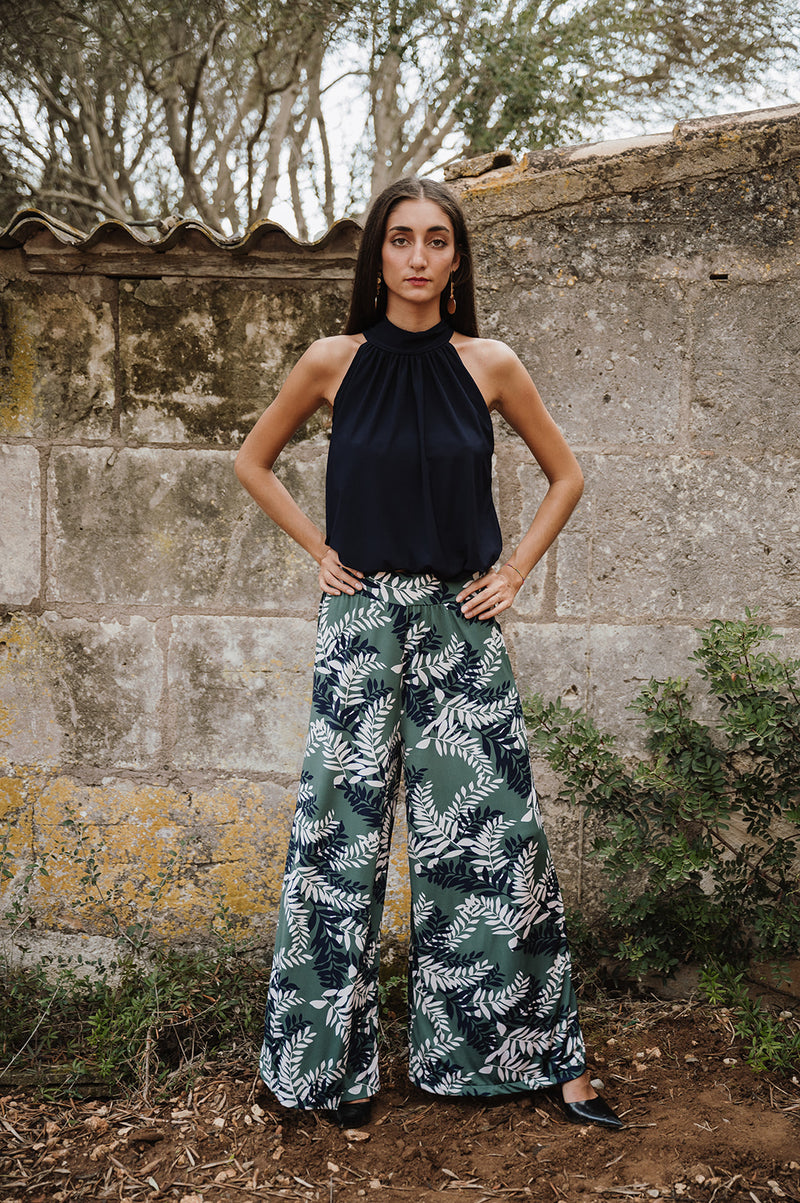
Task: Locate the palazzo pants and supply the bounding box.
[259,572,586,1109]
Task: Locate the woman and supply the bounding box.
[235,177,622,1132]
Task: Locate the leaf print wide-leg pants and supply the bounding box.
[259,572,586,1109]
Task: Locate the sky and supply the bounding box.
[267,58,799,239]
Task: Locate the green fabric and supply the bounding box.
[260,572,585,1109]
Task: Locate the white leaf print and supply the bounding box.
[470,815,515,873]
[327,830,381,872]
[469,971,529,1020]
[294,864,367,909]
[417,952,494,992]
[353,693,398,774]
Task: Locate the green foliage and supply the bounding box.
[1,0,797,233]
[523,613,800,984]
[0,812,270,1096]
[701,964,800,1074]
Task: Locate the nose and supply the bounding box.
[409,240,428,269]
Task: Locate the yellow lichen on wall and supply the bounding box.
[0,303,36,434]
[0,775,33,855]
[0,614,64,763]
[23,775,296,945]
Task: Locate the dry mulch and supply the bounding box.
[1,999,798,1203]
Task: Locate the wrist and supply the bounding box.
[503,560,525,584]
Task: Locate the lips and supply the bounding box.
[406,277,430,284]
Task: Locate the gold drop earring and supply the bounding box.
[447,274,456,315]
[375,271,382,309]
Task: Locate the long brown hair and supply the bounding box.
[344,177,479,337]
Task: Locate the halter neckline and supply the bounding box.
[364,316,453,354]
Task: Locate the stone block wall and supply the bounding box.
[450,106,800,908]
[2,104,800,960]
[0,225,366,958]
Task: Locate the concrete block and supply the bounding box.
[691,281,800,449]
[556,452,800,623]
[515,459,590,619]
[493,446,549,620]
[471,168,798,288]
[15,775,296,942]
[0,445,40,605]
[0,280,114,438]
[504,620,588,708]
[168,616,316,775]
[47,446,241,605]
[586,623,707,752]
[47,446,328,608]
[0,615,64,766]
[1,614,160,771]
[228,446,328,610]
[477,281,686,446]
[44,615,162,767]
[119,277,345,444]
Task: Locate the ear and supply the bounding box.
[452,250,461,274]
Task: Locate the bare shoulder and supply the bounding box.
[450,333,526,407]
[300,332,364,372]
[295,333,365,405]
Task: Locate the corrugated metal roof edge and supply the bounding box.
[0,209,363,253]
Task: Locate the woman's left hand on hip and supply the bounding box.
[457,565,523,620]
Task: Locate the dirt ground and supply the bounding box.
[1,998,798,1203]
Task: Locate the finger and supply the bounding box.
[462,589,504,617]
[456,574,494,603]
[479,594,510,619]
[322,569,359,595]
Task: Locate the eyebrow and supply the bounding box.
[387,224,451,234]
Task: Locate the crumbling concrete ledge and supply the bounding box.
[445,104,800,222]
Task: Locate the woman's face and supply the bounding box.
[380,198,460,310]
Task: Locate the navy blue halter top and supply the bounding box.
[325,317,502,579]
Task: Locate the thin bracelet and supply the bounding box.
[503,561,525,583]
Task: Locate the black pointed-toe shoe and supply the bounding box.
[335,1098,373,1129]
[556,1093,624,1130]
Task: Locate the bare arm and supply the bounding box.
[234,337,364,595]
[457,341,583,619]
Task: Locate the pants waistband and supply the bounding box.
[357,571,482,608]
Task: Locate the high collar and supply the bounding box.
[364,316,454,354]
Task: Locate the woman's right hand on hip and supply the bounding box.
[318,547,364,595]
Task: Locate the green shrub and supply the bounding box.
[523,613,800,981]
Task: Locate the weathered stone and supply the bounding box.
[453,105,800,228]
[47,444,330,609]
[168,616,315,774]
[384,801,411,938]
[556,452,800,623]
[0,774,296,943]
[586,623,707,751]
[470,168,798,289]
[119,277,344,444]
[0,615,64,766]
[480,281,685,446]
[45,615,162,767]
[1,615,161,771]
[0,445,40,605]
[691,281,800,449]
[0,279,114,437]
[228,443,328,610]
[504,620,588,707]
[492,442,549,620]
